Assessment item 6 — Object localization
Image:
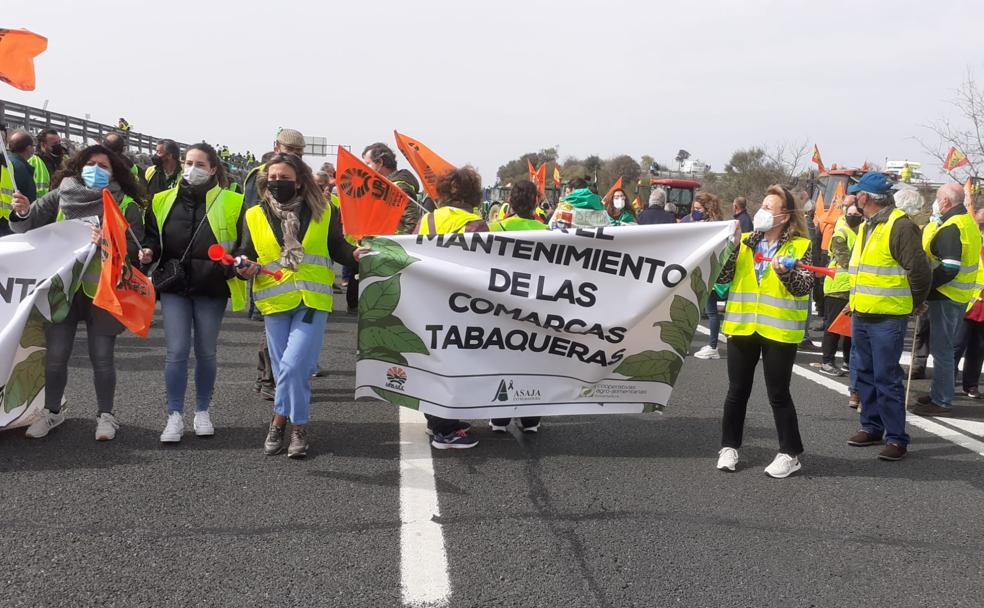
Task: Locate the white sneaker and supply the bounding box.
[694,345,720,360]
[24,408,65,439]
[95,413,119,441]
[764,453,801,479]
[716,447,739,472]
[160,412,184,443]
[193,411,214,437]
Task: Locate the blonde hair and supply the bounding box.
[766,184,809,240]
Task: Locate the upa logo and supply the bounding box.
[338,167,373,198]
[385,367,407,391]
[492,379,541,403]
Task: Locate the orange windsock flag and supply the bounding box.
[92,189,155,337]
[336,147,412,240]
[393,131,455,201]
[0,29,47,91]
[603,177,624,202]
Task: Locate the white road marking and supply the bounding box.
[399,408,451,607]
[695,325,984,453]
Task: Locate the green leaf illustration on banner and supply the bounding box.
[19,306,48,349]
[655,321,690,358]
[47,274,71,323]
[372,387,420,410]
[613,350,684,385]
[4,350,46,413]
[669,294,700,334]
[359,275,401,322]
[360,348,408,366]
[359,315,429,356]
[361,237,419,280]
[642,403,664,413]
[69,258,86,295]
[690,266,708,309]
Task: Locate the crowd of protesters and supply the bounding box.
[2,126,981,476]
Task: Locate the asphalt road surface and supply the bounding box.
[2,309,983,608]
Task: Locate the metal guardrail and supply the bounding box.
[0,99,190,155]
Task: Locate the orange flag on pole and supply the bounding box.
[527,159,536,182]
[944,146,970,171]
[818,181,845,250]
[813,190,826,228]
[336,147,412,240]
[92,189,155,337]
[393,131,455,201]
[603,177,624,202]
[812,144,826,174]
[0,29,47,91]
[553,165,561,188]
[534,163,546,197]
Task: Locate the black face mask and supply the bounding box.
[151,154,163,166]
[845,215,863,229]
[48,143,65,158]
[267,180,297,204]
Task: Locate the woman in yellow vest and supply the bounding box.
[9,145,145,442]
[235,153,365,458]
[138,143,246,444]
[716,185,813,478]
[415,166,488,449]
[488,180,547,435]
[817,198,862,380]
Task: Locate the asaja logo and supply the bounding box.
[492,379,541,403]
[385,367,407,391]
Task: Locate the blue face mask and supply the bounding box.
[691,210,704,221]
[81,164,111,189]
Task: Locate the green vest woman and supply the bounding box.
[9,145,146,442]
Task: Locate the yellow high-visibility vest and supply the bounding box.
[27,155,50,197]
[0,165,13,221]
[417,206,480,235]
[849,208,912,315]
[823,224,856,295]
[928,212,983,304]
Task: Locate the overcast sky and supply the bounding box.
[4,0,982,182]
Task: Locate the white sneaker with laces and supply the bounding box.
[193,410,214,437]
[694,345,720,360]
[716,447,739,472]
[95,413,119,441]
[764,453,801,479]
[160,412,184,443]
[25,408,65,439]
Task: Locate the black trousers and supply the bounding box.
[721,333,804,455]
[821,295,851,365]
[960,320,984,391]
[345,264,359,311]
[491,416,541,428]
[812,250,829,319]
[425,414,463,435]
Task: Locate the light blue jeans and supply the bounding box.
[265,306,328,425]
[162,294,228,414]
[929,298,966,408]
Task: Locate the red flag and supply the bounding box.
[603,176,624,202]
[535,164,546,197]
[944,146,970,171]
[92,189,155,337]
[553,165,561,188]
[394,131,455,201]
[336,147,412,240]
[0,29,47,91]
[812,144,826,174]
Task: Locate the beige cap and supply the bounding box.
[275,128,305,148]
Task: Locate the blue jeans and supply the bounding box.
[853,316,909,447]
[265,306,328,425]
[929,299,966,407]
[848,339,858,394]
[161,294,227,413]
[705,292,721,348]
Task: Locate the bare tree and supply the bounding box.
[763,139,810,185]
[918,70,984,180]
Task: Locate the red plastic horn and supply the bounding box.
[753,252,837,279]
[208,244,283,280]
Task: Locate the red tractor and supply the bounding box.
[650,178,701,219]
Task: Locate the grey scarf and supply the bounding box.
[58,177,124,220]
[264,193,305,271]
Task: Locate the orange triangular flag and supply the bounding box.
[0,29,47,91]
[819,183,845,250]
[535,164,546,197]
[336,147,412,240]
[92,189,155,337]
[812,144,826,174]
[527,159,536,182]
[394,131,455,201]
[828,309,852,337]
[603,177,624,202]
[813,190,827,227]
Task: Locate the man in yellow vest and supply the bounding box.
[28,128,64,197]
[146,139,182,199]
[910,183,983,416]
[847,173,931,461]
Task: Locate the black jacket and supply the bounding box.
[143,179,245,299]
[637,207,677,225]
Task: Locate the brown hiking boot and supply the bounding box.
[847,431,882,446]
[908,402,952,417]
[264,419,286,455]
[287,425,308,459]
[878,443,907,461]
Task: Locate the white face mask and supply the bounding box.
[183,165,211,187]
[752,208,775,232]
[613,196,626,210]
[931,199,941,216]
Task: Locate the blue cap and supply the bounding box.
[848,172,892,195]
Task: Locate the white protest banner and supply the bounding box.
[0,221,95,429]
[354,222,735,419]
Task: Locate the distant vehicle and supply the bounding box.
[883,160,931,184]
[651,178,701,218]
[810,168,864,210]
